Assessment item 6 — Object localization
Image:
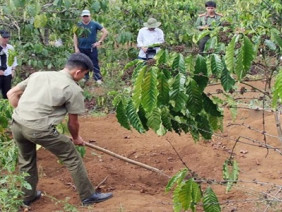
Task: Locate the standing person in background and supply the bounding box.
[7,53,113,207]
[137,18,164,60]
[195,1,223,52]
[0,30,11,99]
[73,9,108,85]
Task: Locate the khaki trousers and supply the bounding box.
[11,121,95,202]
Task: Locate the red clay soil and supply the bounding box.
[26,81,282,212]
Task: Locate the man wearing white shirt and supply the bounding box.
[0,30,17,99]
[137,18,164,60]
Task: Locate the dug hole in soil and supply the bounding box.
[30,81,282,212]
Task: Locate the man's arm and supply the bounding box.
[93,27,108,47]
[7,85,24,108]
[73,33,80,53]
[68,113,85,145]
[137,29,147,53]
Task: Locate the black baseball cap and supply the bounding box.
[0,30,10,38]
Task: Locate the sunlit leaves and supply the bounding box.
[210,54,223,77]
[225,35,237,73]
[141,67,159,113]
[34,14,48,28]
[220,68,235,92]
[116,101,131,130]
[172,53,186,74]
[223,160,239,192]
[194,55,208,91]
[272,69,282,108]
[203,187,221,212]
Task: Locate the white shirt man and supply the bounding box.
[137,18,164,59]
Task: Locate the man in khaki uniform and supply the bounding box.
[7,53,113,206]
[195,1,223,52]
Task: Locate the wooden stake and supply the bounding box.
[84,142,170,178]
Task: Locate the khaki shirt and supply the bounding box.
[195,13,222,30]
[13,70,85,129]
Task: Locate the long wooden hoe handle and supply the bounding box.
[84,141,170,178]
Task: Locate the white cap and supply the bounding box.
[81,10,91,16]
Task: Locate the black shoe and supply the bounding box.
[82,192,113,205]
[23,191,42,206]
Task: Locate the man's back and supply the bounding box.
[13,71,84,129]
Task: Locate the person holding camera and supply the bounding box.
[0,30,17,99]
[137,18,164,60]
[195,1,223,52]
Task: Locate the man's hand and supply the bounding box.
[92,41,102,48]
[72,136,85,146]
[0,70,4,75]
[199,25,209,30]
[141,47,148,53]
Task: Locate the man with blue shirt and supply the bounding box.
[73,10,108,85]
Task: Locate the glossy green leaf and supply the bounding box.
[172,53,186,74]
[202,93,222,117]
[210,54,223,77]
[141,67,159,113]
[203,187,221,212]
[224,35,237,73]
[186,78,203,115]
[116,101,131,130]
[220,68,235,92]
[126,100,145,133]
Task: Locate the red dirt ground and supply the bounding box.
[27,81,282,212]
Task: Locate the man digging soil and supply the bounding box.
[7,53,113,208]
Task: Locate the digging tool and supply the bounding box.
[84,141,171,178]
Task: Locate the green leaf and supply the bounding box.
[124,59,141,70]
[194,55,208,92]
[210,54,223,77]
[116,101,131,130]
[242,36,255,72]
[137,105,149,131]
[126,100,145,133]
[166,169,188,192]
[157,70,170,106]
[161,107,173,132]
[224,35,237,73]
[223,160,239,192]
[272,69,282,108]
[34,14,48,28]
[236,36,255,80]
[220,68,235,92]
[170,73,188,112]
[178,179,202,211]
[202,93,222,117]
[208,115,223,132]
[156,49,169,65]
[271,29,282,48]
[203,187,221,212]
[132,66,146,108]
[235,46,244,81]
[146,108,166,135]
[186,78,203,115]
[172,53,186,74]
[264,39,276,51]
[196,114,212,139]
[141,67,159,113]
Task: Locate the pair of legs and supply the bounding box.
[79,48,102,81]
[0,74,12,99]
[198,35,210,53]
[11,121,95,202]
